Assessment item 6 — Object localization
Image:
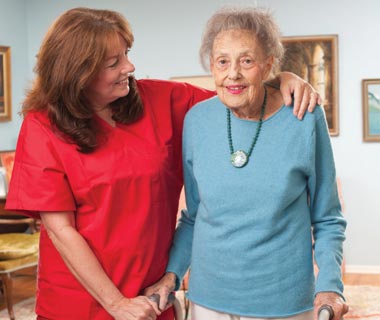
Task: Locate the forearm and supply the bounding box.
[41,213,124,313]
[166,210,195,289]
[313,224,345,296]
[310,115,347,296]
[312,180,346,295]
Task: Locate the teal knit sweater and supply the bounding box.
[166,97,346,317]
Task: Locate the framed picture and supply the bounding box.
[362,79,380,142]
[0,150,15,185]
[171,75,215,90]
[280,35,339,136]
[0,150,15,198]
[0,46,12,122]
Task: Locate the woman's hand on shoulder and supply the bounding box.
[109,296,160,320]
[278,71,322,119]
[314,291,349,320]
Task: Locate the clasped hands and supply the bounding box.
[143,272,177,312]
[108,272,176,320]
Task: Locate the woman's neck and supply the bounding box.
[95,107,116,127]
[232,88,266,120]
[262,86,283,120]
[231,86,283,121]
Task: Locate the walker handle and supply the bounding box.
[148,292,176,308]
[318,304,334,320]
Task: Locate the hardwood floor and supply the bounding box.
[343,273,380,286]
[0,267,37,312]
[0,272,379,312]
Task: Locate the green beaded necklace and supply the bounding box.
[227,86,267,168]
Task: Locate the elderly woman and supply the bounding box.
[146,6,348,320]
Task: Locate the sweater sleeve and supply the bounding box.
[166,112,199,290]
[308,109,347,298]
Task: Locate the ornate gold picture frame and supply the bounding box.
[0,46,12,122]
[280,35,339,136]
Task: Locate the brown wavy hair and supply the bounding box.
[22,7,143,153]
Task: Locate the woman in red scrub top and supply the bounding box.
[5,7,320,320]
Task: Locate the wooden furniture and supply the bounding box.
[0,197,40,320]
[0,226,39,320]
[0,198,38,234]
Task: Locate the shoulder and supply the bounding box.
[182,97,223,147]
[186,96,221,119]
[299,106,330,136]
[136,78,215,119]
[19,111,72,152]
[183,97,225,141]
[184,97,223,130]
[279,105,326,131]
[21,111,51,134]
[136,78,177,92]
[137,78,213,98]
[14,112,63,166]
[302,105,326,122]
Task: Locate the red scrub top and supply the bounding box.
[5,79,214,320]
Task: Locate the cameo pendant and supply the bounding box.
[231,150,248,168]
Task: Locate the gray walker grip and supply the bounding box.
[318,305,334,320]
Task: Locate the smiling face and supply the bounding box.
[84,34,135,109]
[210,29,273,118]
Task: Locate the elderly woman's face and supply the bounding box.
[210,29,273,113]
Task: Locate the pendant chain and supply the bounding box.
[227,86,267,167]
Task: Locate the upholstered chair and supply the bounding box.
[0,230,39,320]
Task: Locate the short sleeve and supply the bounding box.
[5,113,76,218]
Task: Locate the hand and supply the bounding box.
[144,272,177,311]
[279,71,322,119]
[108,296,161,320]
[314,292,349,320]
